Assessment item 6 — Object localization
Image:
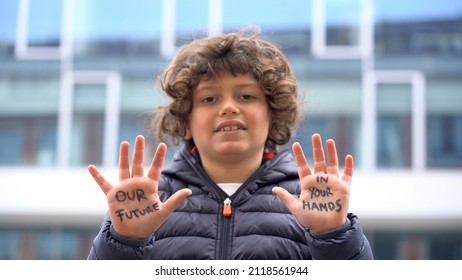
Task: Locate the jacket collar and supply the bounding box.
[162,145,298,196]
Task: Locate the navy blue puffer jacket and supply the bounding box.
[87,146,373,260]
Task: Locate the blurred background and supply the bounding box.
[0,0,461,259]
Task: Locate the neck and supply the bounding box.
[200,152,263,184]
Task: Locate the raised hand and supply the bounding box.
[272,133,352,234]
[88,135,192,239]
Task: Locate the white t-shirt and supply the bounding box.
[217,183,242,196]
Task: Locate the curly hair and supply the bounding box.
[150,26,300,152]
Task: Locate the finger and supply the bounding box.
[312,133,327,174]
[341,154,354,186]
[147,142,167,181]
[118,141,130,181]
[88,165,112,195]
[162,188,192,215]
[292,142,312,178]
[326,139,339,176]
[131,135,145,177]
[272,186,298,212]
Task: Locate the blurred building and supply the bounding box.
[0,0,461,259]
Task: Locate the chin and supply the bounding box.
[215,143,262,156]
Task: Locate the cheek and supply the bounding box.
[257,107,271,127]
[186,111,207,139]
[251,109,271,137]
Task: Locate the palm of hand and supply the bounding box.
[273,134,353,234]
[104,177,164,239]
[88,136,191,239]
[294,171,350,234]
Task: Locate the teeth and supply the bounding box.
[221,125,240,131]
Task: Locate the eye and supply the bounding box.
[239,94,256,101]
[201,96,217,104]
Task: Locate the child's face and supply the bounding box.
[186,72,270,162]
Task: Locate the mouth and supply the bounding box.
[215,121,246,132]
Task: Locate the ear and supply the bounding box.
[185,129,192,140]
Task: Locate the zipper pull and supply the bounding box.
[223,198,232,217]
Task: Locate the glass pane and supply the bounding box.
[325,0,361,46]
[429,232,462,260]
[0,229,20,259]
[35,230,54,259]
[428,115,462,167]
[27,0,63,46]
[376,84,412,168]
[70,85,105,166]
[0,0,18,48]
[73,0,162,60]
[177,0,209,32]
[59,230,79,260]
[0,122,22,165]
[223,0,311,31]
[0,60,60,166]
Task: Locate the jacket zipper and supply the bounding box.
[220,197,232,259]
[223,198,232,217]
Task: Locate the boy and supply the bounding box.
[87,27,373,259]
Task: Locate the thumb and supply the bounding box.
[272,186,298,212]
[162,188,192,214]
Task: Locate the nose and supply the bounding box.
[219,97,240,116]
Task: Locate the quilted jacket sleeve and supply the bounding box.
[87,215,155,260]
[306,213,374,260]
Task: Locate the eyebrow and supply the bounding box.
[195,82,260,93]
